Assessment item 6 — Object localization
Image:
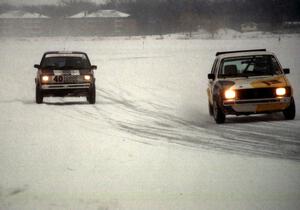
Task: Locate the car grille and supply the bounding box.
[64,75,80,83]
[236,87,291,100]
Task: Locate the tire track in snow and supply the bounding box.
[94,87,300,161]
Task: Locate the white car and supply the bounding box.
[34,51,97,104]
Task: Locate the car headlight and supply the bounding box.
[276,87,286,96]
[84,75,91,81]
[42,75,49,82]
[224,89,236,99]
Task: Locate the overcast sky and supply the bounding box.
[0,0,105,5]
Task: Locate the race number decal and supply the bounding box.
[53,75,64,83]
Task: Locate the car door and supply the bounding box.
[207,58,219,105]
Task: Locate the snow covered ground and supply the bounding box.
[0,35,300,210]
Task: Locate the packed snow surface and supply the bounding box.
[0,35,300,210]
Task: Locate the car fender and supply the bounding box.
[212,80,235,105]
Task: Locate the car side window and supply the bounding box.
[271,56,283,74]
[211,59,218,75]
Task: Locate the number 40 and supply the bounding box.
[53,75,63,82]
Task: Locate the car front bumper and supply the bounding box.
[223,97,291,115]
[41,83,92,97]
[41,83,90,90]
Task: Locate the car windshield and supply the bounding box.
[219,55,282,78]
[41,54,91,69]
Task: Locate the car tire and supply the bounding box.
[208,102,213,116]
[87,85,96,104]
[283,97,296,120]
[35,85,43,104]
[213,100,225,124]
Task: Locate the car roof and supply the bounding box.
[216,50,275,59]
[44,51,87,55]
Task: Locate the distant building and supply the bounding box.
[241,22,258,32]
[283,21,300,32]
[0,9,136,37]
[283,21,300,27]
[0,10,49,36]
[69,10,130,18]
[0,10,49,19]
[66,10,136,36]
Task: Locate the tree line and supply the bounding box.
[108,0,300,34]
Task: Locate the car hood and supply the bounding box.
[41,69,91,75]
[223,75,290,90]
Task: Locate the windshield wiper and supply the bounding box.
[42,65,57,69]
[61,66,87,70]
[219,74,249,79]
[236,74,249,78]
[59,66,77,69]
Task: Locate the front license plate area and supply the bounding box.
[53,75,79,83]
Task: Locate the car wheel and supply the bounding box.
[213,100,225,124]
[283,97,296,120]
[87,85,96,104]
[35,85,43,104]
[208,102,213,116]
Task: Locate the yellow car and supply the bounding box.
[207,49,295,123]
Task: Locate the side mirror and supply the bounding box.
[283,68,290,74]
[208,73,215,80]
[34,64,40,69]
[91,65,97,70]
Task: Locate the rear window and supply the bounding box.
[41,54,91,69]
